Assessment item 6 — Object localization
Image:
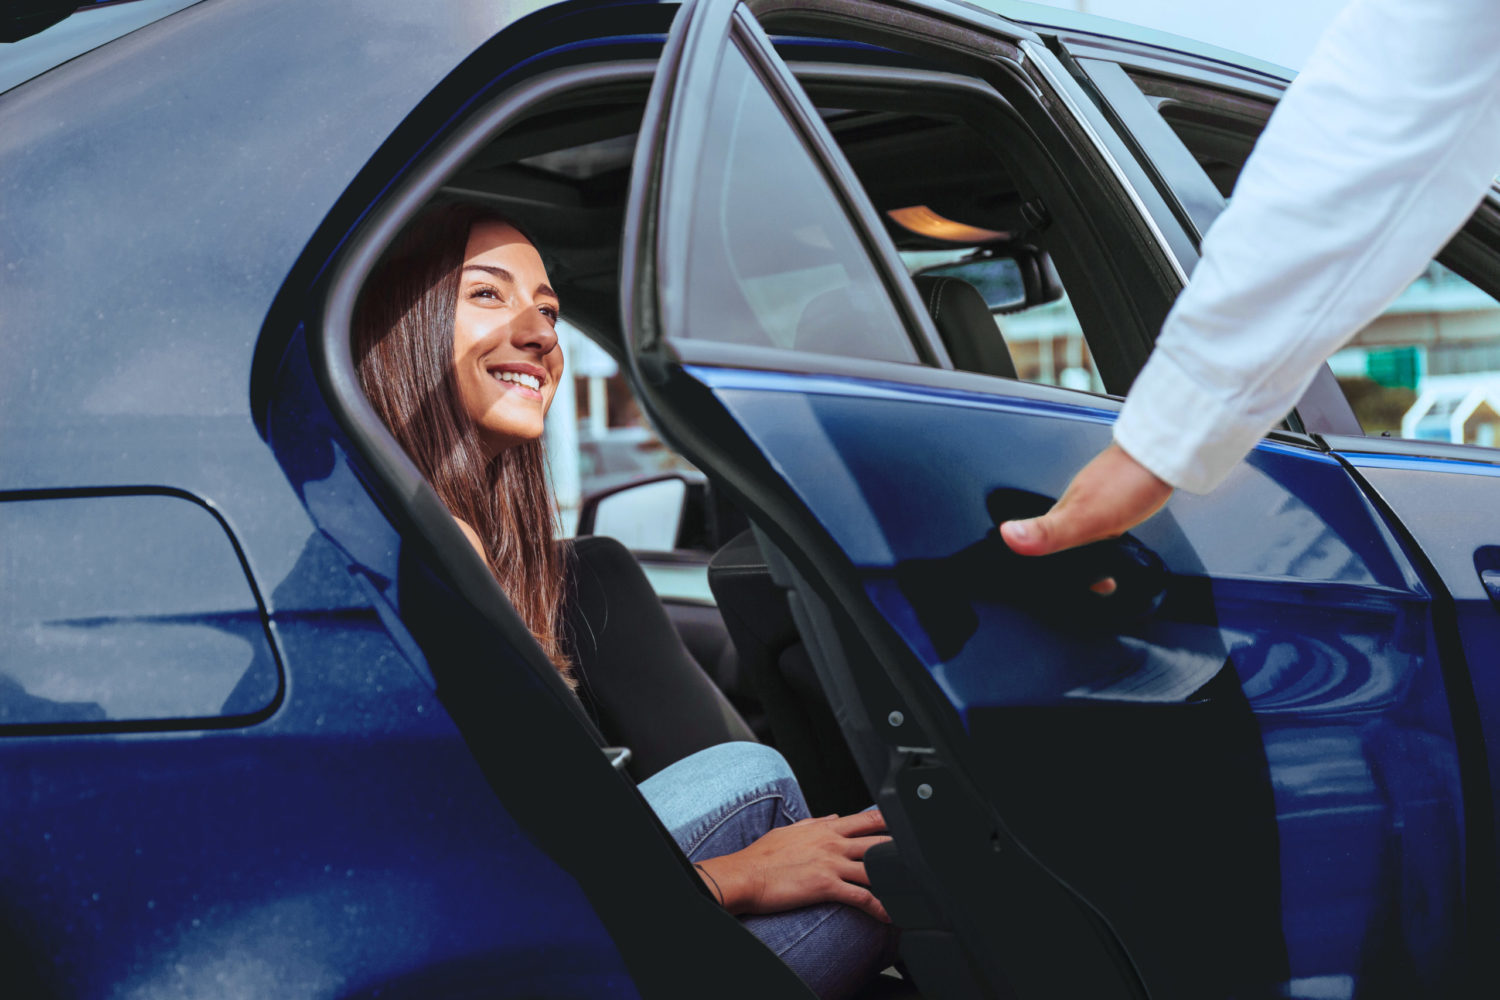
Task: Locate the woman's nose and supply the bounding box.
[510,306,558,355]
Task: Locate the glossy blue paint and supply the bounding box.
[0,326,640,995]
[0,0,645,992]
[1337,453,1500,938]
[694,363,1468,995]
[0,492,280,728]
[0,633,634,997]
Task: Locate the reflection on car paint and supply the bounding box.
[693,362,1466,997]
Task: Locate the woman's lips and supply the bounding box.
[487,363,546,400]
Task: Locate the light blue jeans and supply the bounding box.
[638,741,897,1000]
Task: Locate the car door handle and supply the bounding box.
[985,487,1169,623]
[894,489,1171,658]
[1480,569,1500,605]
[1474,547,1500,609]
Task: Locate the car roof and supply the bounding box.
[0,0,1284,500]
[0,0,557,492]
[961,0,1295,82]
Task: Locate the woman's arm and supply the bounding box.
[694,810,892,922]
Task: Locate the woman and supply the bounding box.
[354,202,895,999]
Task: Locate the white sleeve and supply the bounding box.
[1112,0,1500,494]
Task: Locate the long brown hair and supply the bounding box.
[353,202,572,685]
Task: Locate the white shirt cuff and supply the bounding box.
[1113,350,1276,495]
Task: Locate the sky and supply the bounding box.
[1025,0,1350,71]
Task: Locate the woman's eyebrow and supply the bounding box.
[464,264,556,302]
[463,264,515,283]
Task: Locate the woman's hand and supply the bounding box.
[694,810,892,923]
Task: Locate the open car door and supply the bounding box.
[622,0,1481,997]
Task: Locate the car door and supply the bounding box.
[1074,38,1500,984]
[621,0,1478,997]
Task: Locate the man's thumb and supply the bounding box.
[1000,515,1059,556]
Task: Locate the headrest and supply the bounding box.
[912,274,1018,379]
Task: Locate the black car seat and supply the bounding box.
[708,529,872,817]
[793,273,1016,378]
[911,273,1018,378]
[563,534,756,782]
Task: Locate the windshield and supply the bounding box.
[1,0,204,96]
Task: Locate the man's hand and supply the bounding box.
[694,810,891,922]
[999,443,1173,557]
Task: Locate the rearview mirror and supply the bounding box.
[917,248,1063,313]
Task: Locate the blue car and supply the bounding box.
[4,0,1500,996]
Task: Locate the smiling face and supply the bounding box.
[452,220,564,459]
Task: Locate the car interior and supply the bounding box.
[319,3,1500,989]
[438,50,1141,745]
[348,40,1151,998]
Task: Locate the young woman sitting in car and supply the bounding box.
[352,201,894,1000]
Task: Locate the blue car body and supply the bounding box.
[2,0,1498,996]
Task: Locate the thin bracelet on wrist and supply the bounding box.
[692,862,725,907]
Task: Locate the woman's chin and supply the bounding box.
[480,423,545,458]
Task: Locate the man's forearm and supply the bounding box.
[1117,0,1500,494]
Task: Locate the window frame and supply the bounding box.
[623,1,1209,402]
[1119,56,1500,448]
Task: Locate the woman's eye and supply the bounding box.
[468,284,502,302]
[540,305,559,324]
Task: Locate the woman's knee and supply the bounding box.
[697,741,796,790]
[638,741,802,838]
[640,741,793,805]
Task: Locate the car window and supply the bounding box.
[898,247,1105,393]
[1132,70,1500,445]
[818,98,1114,395]
[671,40,921,365]
[1327,263,1500,442]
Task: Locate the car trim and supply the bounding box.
[1019,38,1188,287]
[1055,31,1290,99]
[674,339,1124,411]
[730,10,957,368]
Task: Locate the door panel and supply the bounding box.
[623,0,1470,996]
[1334,448,1500,941]
[695,364,1466,998]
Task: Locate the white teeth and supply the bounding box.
[491,370,541,390]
